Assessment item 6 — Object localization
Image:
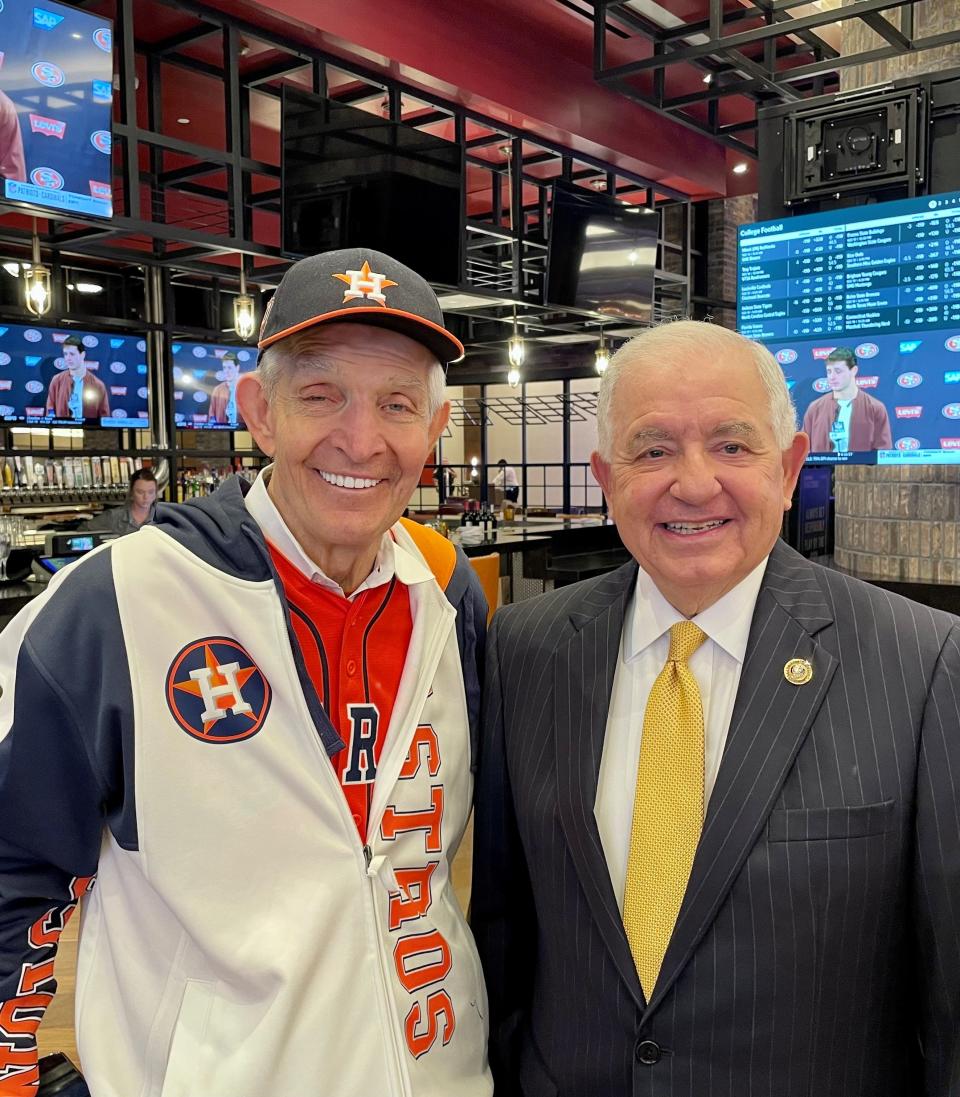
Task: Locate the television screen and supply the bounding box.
[172,341,255,430]
[281,87,462,285]
[0,0,114,219]
[546,183,659,322]
[0,322,147,427]
[738,190,960,465]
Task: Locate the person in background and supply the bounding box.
[0,90,25,183]
[0,248,490,1097]
[473,320,960,1097]
[208,352,242,425]
[492,458,519,502]
[801,346,892,453]
[44,335,111,420]
[434,459,456,501]
[85,468,158,537]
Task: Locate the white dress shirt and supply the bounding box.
[244,466,396,599]
[594,558,768,911]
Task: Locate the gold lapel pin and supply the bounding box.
[784,658,813,686]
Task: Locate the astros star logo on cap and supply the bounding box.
[332,260,398,306]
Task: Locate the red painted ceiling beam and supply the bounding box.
[233,0,729,197]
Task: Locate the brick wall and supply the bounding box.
[706,194,756,330]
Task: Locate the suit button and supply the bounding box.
[636,1040,661,1065]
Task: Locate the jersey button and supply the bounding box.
[346,659,357,675]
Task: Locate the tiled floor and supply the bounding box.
[37,818,475,1070]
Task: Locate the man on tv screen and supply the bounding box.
[801,346,892,453]
[208,351,242,425]
[0,89,25,183]
[45,335,111,420]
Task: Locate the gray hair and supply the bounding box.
[596,320,798,458]
[257,326,446,417]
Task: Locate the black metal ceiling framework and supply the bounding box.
[593,0,960,157]
[0,0,696,368]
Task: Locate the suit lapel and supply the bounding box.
[554,561,647,1010]
[645,542,839,1015]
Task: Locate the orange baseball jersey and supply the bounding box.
[269,542,413,840]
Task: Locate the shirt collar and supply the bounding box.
[244,465,433,595]
[626,556,769,666]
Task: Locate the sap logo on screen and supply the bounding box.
[110,387,128,397]
[89,180,111,200]
[31,61,64,88]
[30,167,63,190]
[192,369,206,381]
[941,438,960,449]
[171,344,182,355]
[92,81,112,104]
[24,356,42,367]
[895,438,921,451]
[856,376,879,389]
[812,378,830,393]
[945,372,960,384]
[90,131,112,155]
[137,364,147,374]
[29,115,66,139]
[33,8,64,29]
[943,404,960,419]
[110,338,125,350]
[93,27,111,52]
[895,406,923,419]
[775,349,797,365]
[897,372,923,388]
[946,336,960,353]
[785,379,797,391]
[855,343,879,359]
[812,346,837,360]
[23,330,41,343]
[899,340,922,354]
[24,381,43,395]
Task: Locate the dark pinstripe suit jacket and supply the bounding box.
[471,540,960,1097]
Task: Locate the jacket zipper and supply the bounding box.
[363,842,410,1096]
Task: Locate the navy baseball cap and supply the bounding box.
[257,247,464,365]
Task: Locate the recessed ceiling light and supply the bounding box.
[732,162,749,174]
[703,73,713,84]
[74,281,104,294]
[177,117,190,125]
[71,33,82,39]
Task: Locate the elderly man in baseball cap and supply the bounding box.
[0,249,491,1097]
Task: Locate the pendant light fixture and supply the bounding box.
[23,220,52,318]
[233,261,257,341]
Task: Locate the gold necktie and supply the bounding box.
[623,620,707,1000]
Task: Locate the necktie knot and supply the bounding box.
[668,620,706,665]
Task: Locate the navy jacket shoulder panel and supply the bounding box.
[152,475,271,581]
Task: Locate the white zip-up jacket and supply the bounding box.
[0,477,492,1097]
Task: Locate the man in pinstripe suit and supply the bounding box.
[472,321,960,1097]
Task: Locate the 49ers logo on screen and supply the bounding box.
[380,723,456,1060]
[166,637,271,743]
